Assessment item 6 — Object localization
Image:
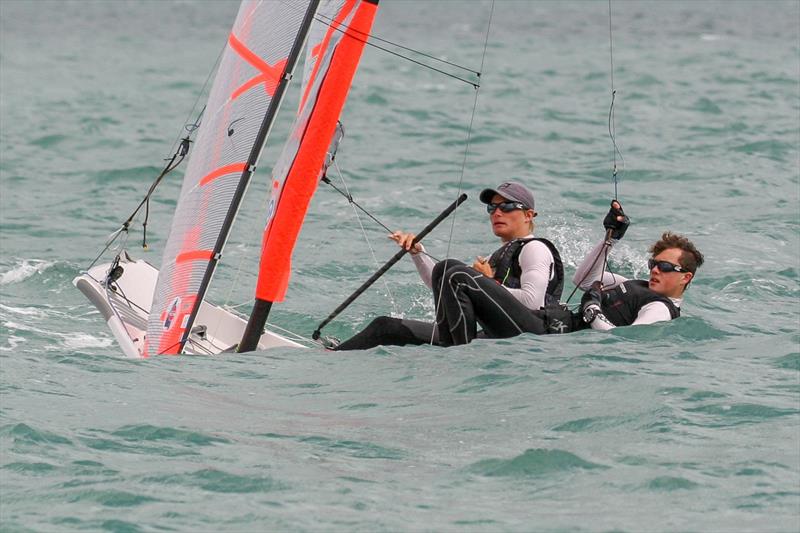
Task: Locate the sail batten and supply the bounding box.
[145,0,320,356]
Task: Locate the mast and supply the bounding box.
[238,0,379,353]
[176,0,322,353]
[145,1,324,356]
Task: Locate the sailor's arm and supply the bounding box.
[630,302,675,325]
[574,199,632,290]
[390,231,435,288]
[586,300,675,331]
[410,245,435,288]
[504,240,553,310]
[572,238,628,290]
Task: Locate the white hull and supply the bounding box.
[73,251,304,357]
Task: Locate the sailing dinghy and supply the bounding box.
[74,0,378,357]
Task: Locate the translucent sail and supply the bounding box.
[253,0,379,303]
[145,0,316,356]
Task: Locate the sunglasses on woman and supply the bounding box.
[486,201,527,214]
[648,258,687,273]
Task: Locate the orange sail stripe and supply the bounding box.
[199,162,247,186]
[231,68,286,101]
[228,32,287,99]
[155,225,203,355]
[175,250,214,263]
[299,0,357,110]
[256,0,378,302]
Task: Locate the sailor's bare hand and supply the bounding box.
[472,256,494,277]
[389,231,422,255]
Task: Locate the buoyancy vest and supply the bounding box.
[488,237,564,306]
[581,279,680,327]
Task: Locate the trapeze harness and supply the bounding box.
[533,278,682,335]
[335,238,565,350]
[488,237,563,304]
[581,280,680,327]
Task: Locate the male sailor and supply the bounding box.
[575,200,705,330]
[334,181,564,350]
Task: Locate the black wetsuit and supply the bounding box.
[335,239,563,350]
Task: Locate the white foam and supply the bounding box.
[700,34,723,42]
[0,260,54,285]
[62,333,113,350]
[0,335,26,352]
[0,303,45,318]
[3,320,112,350]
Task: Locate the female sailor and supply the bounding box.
[334,181,563,350]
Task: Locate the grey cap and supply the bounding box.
[479,181,535,210]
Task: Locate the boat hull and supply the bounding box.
[73,251,304,357]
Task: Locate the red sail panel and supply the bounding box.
[144,0,314,356]
[255,0,378,302]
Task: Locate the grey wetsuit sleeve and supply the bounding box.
[411,244,436,289]
[572,237,629,290]
[504,240,553,311]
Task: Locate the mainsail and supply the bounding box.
[145,0,319,356]
[239,0,379,351]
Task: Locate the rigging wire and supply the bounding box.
[430,0,495,343]
[607,0,625,200]
[277,0,480,87]
[329,160,399,317]
[85,40,227,272]
[602,0,624,284]
[311,8,479,76]
[320,173,441,263]
[85,110,202,271]
[311,14,480,87]
[566,0,625,304]
[322,175,392,233]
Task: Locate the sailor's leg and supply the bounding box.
[401,318,440,345]
[431,260,468,346]
[438,263,547,344]
[334,316,437,351]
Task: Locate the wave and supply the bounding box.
[466,448,607,477]
[2,320,113,352]
[0,259,54,285]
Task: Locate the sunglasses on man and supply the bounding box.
[486,201,527,214]
[648,258,687,273]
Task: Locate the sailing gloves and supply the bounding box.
[603,199,630,240]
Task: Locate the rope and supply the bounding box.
[330,160,399,317]
[566,2,627,304]
[310,8,479,76]
[277,0,480,87]
[318,19,480,88]
[430,0,495,343]
[321,173,441,263]
[607,0,625,198]
[84,40,225,272]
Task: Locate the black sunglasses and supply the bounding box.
[648,258,687,273]
[486,201,527,214]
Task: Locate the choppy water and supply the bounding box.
[2,1,799,531]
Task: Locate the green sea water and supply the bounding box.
[1,1,799,531]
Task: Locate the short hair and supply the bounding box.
[649,232,705,274]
